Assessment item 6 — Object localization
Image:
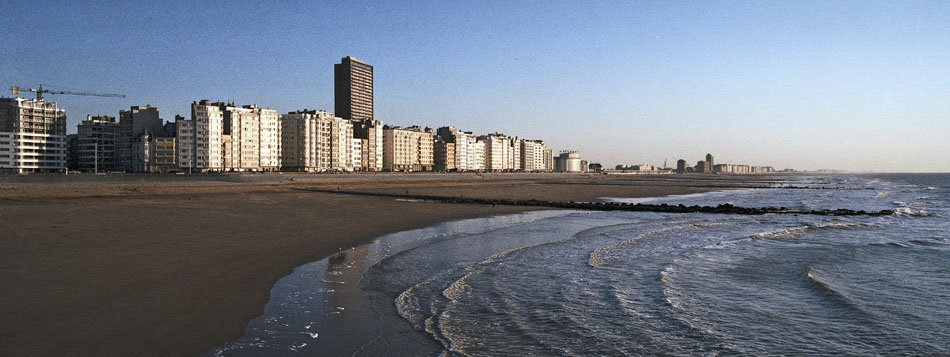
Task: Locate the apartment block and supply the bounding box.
[73,115,120,172]
[280,110,332,172]
[329,116,354,171]
[118,105,163,172]
[436,126,480,171]
[352,119,383,171]
[434,141,456,171]
[479,134,514,171]
[0,97,67,173]
[177,100,224,171]
[383,125,434,171]
[521,139,550,172]
[335,56,374,120]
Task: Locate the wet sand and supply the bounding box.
[0,173,763,356]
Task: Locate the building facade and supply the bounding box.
[177,100,224,172]
[73,115,120,172]
[118,105,163,172]
[352,118,383,171]
[383,125,434,171]
[555,151,583,172]
[279,110,332,172]
[0,97,67,173]
[334,56,373,120]
[521,139,549,172]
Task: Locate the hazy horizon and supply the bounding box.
[2,1,947,172]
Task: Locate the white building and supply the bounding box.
[329,116,354,171]
[0,97,67,173]
[177,100,224,171]
[555,151,583,172]
[521,139,550,172]
[479,134,514,171]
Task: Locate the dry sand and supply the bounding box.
[0,173,772,356]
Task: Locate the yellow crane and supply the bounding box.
[11,84,125,100]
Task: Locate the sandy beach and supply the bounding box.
[0,173,774,356]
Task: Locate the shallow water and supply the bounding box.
[209,174,950,356]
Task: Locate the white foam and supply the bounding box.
[301,332,319,339]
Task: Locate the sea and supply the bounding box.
[208,173,949,356]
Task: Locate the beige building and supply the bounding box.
[279,110,332,172]
[383,125,434,171]
[473,140,486,171]
[0,97,67,173]
[221,104,280,172]
[434,141,456,171]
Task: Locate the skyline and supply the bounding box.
[2,1,948,172]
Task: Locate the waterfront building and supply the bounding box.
[436,127,480,171]
[0,97,67,173]
[752,166,774,173]
[543,146,554,172]
[474,140,486,171]
[177,100,224,172]
[676,159,687,174]
[705,153,714,173]
[521,139,549,172]
[510,137,523,171]
[433,140,456,171]
[580,160,590,173]
[695,160,706,173]
[555,151,582,172]
[334,56,373,120]
[479,134,514,171]
[383,125,434,171]
[279,110,332,172]
[352,119,383,171]
[219,104,281,172]
[328,116,354,171]
[118,105,163,172]
[72,115,120,172]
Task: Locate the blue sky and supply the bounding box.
[2,0,947,172]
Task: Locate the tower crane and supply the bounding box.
[10,84,125,100]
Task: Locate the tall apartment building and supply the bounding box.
[474,140,486,171]
[220,104,281,171]
[334,56,373,120]
[705,153,714,173]
[132,121,176,173]
[510,137,523,171]
[521,139,550,172]
[352,119,383,171]
[177,100,224,171]
[118,105,163,172]
[279,110,332,172]
[383,125,434,171]
[479,134,514,171]
[73,115,120,172]
[0,97,67,173]
[676,159,688,174]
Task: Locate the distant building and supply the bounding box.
[695,160,706,173]
[521,139,550,172]
[118,105,163,172]
[0,97,67,173]
[72,115,120,172]
[433,140,456,171]
[328,116,354,171]
[479,134,514,171]
[580,160,589,173]
[676,159,687,174]
[555,151,582,172]
[279,110,333,172]
[334,56,373,120]
[705,153,714,173]
[177,100,224,172]
[383,125,434,171]
[436,127,480,171]
[752,166,774,173]
[352,119,383,171]
[589,163,603,173]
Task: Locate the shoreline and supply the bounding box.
[0,174,764,355]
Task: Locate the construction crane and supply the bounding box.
[10,84,125,100]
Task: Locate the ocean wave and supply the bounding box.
[893,201,930,217]
[750,222,869,240]
[873,191,889,198]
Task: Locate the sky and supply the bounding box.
[2,0,948,172]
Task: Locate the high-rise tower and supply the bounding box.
[334,56,374,120]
